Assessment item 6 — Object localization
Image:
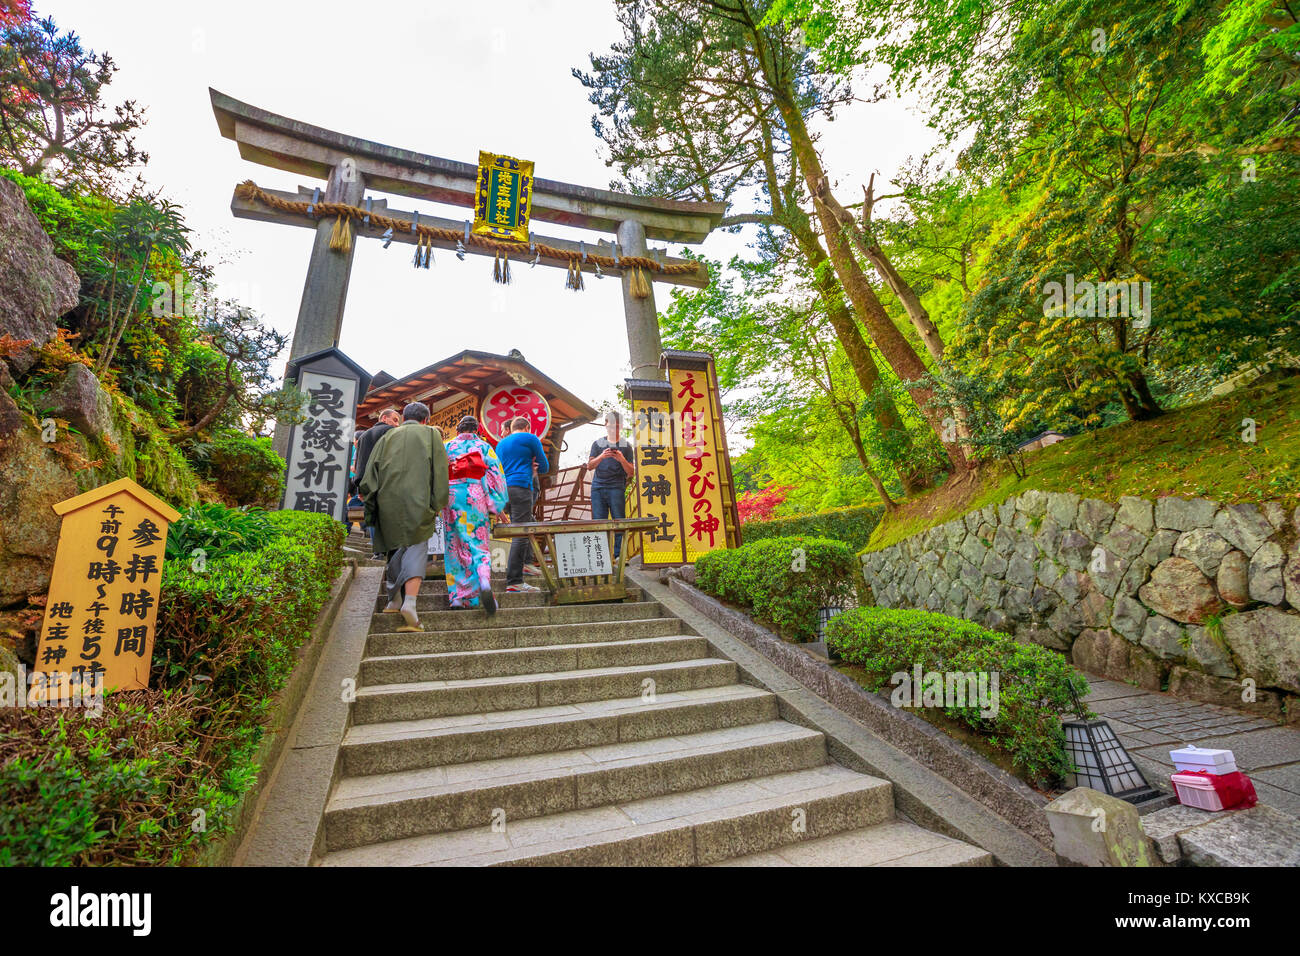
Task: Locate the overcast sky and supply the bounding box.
[39,0,937,466]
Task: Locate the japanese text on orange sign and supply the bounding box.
[669,368,728,561]
[632,399,683,564]
[34,488,170,697]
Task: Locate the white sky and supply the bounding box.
[38,0,937,466]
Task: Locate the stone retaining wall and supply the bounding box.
[859,492,1299,720]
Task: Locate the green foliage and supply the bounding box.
[164,502,277,563]
[696,535,856,641]
[826,607,1085,783]
[192,431,285,506]
[742,503,884,552]
[0,511,344,865]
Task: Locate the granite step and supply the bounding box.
[368,601,668,634]
[351,657,740,724]
[371,586,648,612]
[713,819,994,867]
[340,684,779,776]
[322,765,892,866]
[365,616,684,658]
[360,635,707,685]
[322,721,829,851]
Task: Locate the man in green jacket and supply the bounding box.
[359,402,450,631]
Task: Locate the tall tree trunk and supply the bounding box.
[770,100,969,473]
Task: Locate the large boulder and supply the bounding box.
[1154,496,1218,532]
[1173,527,1233,578]
[46,363,117,441]
[1216,550,1251,607]
[1138,557,1224,624]
[1166,667,1286,722]
[1221,607,1300,693]
[1248,541,1285,605]
[0,420,80,605]
[1212,503,1275,558]
[0,177,80,375]
[1285,549,1300,610]
[1071,628,1165,690]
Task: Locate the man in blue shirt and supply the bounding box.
[496,416,549,591]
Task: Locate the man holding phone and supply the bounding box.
[586,410,635,558]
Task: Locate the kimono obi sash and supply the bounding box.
[448,448,489,482]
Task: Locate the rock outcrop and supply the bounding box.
[0,177,80,375]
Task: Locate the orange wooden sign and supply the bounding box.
[32,478,180,700]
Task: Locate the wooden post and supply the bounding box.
[274,160,365,457]
[617,219,664,382]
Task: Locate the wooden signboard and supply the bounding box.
[626,379,686,565]
[624,351,740,566]
[282,347,371,523]
[33,477,180,698]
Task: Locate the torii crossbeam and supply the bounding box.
[210,89,726,391]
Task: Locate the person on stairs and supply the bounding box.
[443,416,509,614]
[587,409,635,558]
[351,406,402,559]
[359,402,449,633]
[497,415,550,593]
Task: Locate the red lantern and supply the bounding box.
[481,385,552,441]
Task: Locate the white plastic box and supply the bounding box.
[1171,772,1226,811]
[1169,745,1236,775]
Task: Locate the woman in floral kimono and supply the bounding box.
[442,416,509,613]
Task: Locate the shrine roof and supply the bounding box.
[355,350,598,431]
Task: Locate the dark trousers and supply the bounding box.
[590,484,626,557]
[506,485,536,585]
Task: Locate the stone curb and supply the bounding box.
[197,559,356,866]
[629,569,1055,864]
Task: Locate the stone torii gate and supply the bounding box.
[209,89,726,426]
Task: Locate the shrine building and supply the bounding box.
[354,349,599,516]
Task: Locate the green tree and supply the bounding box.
[0,15,147,191]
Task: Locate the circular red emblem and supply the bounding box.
[480,385,552,441]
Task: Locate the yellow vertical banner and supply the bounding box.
[668,367,729,561]
[33,478,180,700]
[628,380,686,565]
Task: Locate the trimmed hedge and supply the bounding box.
[825,607,1084,784]
[742,503,884,552]
[0,510,344,865]
[696,536,855,642]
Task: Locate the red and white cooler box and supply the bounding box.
[1169,746,1256,812]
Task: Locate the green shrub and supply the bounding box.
[825,607,1085,784]
[196,430,285,506]
[165,502,277,563]
[0,509,344,865]
[696,536,856,641]
[742,503,885,552]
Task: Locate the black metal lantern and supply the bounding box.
[1063,684,1162,803]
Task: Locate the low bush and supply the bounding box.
[197,430,285,506]
[0,509,345,865]
[825,607,1084,784]
[164,502,277,563]
[741,503,885,552]
[696,536,856,641]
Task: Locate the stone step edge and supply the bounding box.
[355,657,737,699]
[322,773,890,867]
[361,633,703,667]
[323,725,827,851]
[339,686,779,775]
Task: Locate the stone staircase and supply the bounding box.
[317,554,991,866]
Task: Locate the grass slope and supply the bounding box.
[865,375,1300,553]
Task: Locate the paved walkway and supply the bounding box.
[1082,674,1300,819]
